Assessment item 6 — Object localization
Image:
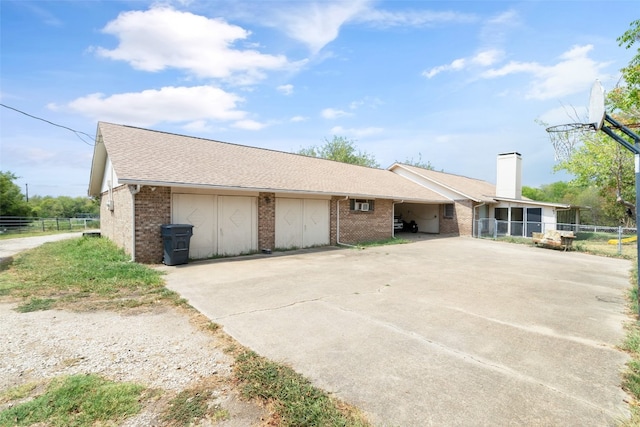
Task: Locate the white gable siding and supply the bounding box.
[391,168,456,201]
[100,156,120,194]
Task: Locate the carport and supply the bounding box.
[394,202,440,233]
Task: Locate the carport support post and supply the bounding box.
[599,113,640,317]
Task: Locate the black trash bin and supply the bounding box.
[161,224,194,266]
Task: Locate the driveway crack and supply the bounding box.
[213,296,329,320]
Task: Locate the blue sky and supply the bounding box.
[1,0,637,198]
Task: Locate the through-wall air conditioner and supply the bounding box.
[360,203,370,212]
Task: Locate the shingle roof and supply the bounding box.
[390,164,497,203]
[90,122,450,202]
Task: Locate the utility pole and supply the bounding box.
[25,183,29,202]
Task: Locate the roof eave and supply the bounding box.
[493,197,571,208]
[117,178,441,202]
[87,127,106,197]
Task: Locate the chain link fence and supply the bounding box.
[0,216,100,235]
[475,219,637,255]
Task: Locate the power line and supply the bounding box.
[0,103,95,146]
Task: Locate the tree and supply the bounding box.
[29,195,99,218]
[298,136,379,168]
[401,153,434,170]
[615,19,640,115]
[523,181,611,225]
[0,171,32,217]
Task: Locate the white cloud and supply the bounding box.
[277,84,294,95]
[182,120,215,133]
[481,44,609,100]
[232,119,266,130]
[471,49,503,66]
[330,126,383,137]
[321,108,352,119]
[480,9,521,45]
[349,96,383,110]
[290,116,307,122]
[357,8,477,28]
[94,6,295,84]
[49,85,246,127]
[272,1,370,54]
[423,50,502,78]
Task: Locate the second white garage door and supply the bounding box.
[275,199,329,249]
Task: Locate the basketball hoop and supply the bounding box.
[545,122,595,161]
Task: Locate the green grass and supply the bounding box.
[496,234,637,259]
[0,236,168,309]
[234,350,369,427]
[0,374,145,427]
[0,382,38,404]
[496,236,533,245]
[353,237,411,248]
[620,264,640,426]
[162,384,229,426]
[16,297,55,312]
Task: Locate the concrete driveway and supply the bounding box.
[163,236,632,426]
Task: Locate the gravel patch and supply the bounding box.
[0,302,266,426]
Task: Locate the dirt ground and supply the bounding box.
[0,299,269,426]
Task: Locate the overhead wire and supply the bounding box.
[0,103,95,146]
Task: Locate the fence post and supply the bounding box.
[493,219,497,239]
[618,226,623,255]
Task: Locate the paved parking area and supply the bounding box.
[163,236,632,426]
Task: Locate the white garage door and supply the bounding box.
[172,194,257,258]
[172,194,217,259]
[218,195,258,256]
[275,198,329,249]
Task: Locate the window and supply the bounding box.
[444,203,454,219]
[350,199,375,212]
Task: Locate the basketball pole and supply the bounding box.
[599,113,640,317]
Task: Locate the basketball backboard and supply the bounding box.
[588,80,605,130]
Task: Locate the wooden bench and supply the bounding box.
[532,230,575,251]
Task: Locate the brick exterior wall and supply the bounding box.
[134,186,171,263]
[258,192,275,250]
[99,184,134,257]
[102,186,476,262]
[440,200,474,236]
[334,198,393,244]
[330,197,339,245]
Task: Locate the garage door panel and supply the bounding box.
[172,194,217,259]
[219,196,257,255]
[276,199,303,249]
[303,199,329,247]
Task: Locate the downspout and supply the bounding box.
[336,196,357,248]
[393,200,404,237]
[130,185,141,262]
[473,202,486,238]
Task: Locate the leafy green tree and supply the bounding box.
[615,19,640,114]
[0,171,32,217]
[298,136,379,168]
[29,195,99,218]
